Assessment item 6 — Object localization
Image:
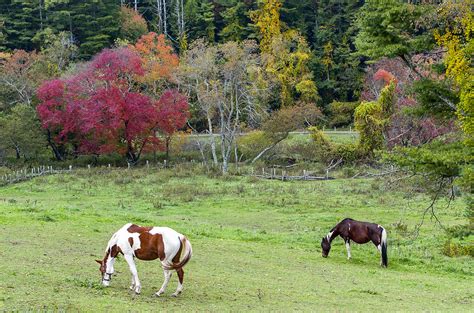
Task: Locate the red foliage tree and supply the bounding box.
[37,47,189,163]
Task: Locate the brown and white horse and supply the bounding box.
[321,218,388,267]
[96,223,192,296]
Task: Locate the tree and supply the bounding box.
[156,89,190,159]
[219,1,256,42]
[251,102,322,163]
[185,0,216,43]
[0,50,42,107]
[250,0,282,53]
[180,39,268,173]
[0,104,45,160]
[265,30,318,107]
[434,0,473,145]
[119,6,149,43]
[355,0,434,78]
[355,79,396,155]
[131,32,179,94]
[37,47,189,163]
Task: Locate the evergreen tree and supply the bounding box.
[185,0,216,42]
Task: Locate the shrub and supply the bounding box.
[328,101,359,128]
[237,131,272,161]
[442,239,474,257]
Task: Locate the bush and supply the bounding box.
[442,239,474,257]
[237,131,272,161]
[328,101,359,128]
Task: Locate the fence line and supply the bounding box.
[1,161,337,187]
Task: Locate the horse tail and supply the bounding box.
[163,236,193,271]
[381,227,388,267]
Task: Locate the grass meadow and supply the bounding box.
[0,166,472,311]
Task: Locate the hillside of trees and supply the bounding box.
[0,0,472,196]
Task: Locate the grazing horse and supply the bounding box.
[96,223,192,296]
[321,218,388,267]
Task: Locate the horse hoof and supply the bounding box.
[154,292,163,297]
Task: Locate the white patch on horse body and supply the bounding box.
[348,223,351,231]
[149,227,183,264]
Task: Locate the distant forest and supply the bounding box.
[0,0,365,105]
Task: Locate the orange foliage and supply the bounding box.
[131,32,179,87]
[373,69,397,86]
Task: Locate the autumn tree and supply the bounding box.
[355,74,397,155]
[0,50,43,107]
[37,47,189,163]
[265,30,319,107]
[131,32,179,95]
[250,0,282,53]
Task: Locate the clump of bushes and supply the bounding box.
[308,127,364,164]
[442,239,474,257]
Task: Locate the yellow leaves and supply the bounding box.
[250,0,282,53]
[264,31,318,106]
[435,1,473,141]
[0,52,11,60]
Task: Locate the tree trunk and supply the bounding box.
[46,130,63,161]
[15,146,20,159]
[251,136,287,164]
[165,135,171,160]
[401,54,423,79]
[207,113,218,165]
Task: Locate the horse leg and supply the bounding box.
[171,268,184,297]
[124,254,141,294]
[345,239,352,260]
[129,275,136,291]
[376,244,383,265]
[155,269,172,297]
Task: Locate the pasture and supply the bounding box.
[0,167,472,311]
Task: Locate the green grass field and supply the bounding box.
[0,167,472,311]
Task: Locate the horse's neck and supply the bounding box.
[327,228,340,243]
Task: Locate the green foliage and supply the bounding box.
[411,78,459,119]
[442,239,474,257]
[185,0,216,43]
[118,6,148,43]
[0,0,120,58]
[0,104,46,160]
[355,0,434,62]
[354,82,396,155]
[328,100,359,128]
[237,131,271,160]
[386,140,472,183]
[219,1,255,42]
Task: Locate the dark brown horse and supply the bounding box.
[321,218,388,267]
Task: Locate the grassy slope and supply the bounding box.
[0,168,472,312]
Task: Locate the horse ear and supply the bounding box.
[95,259,102,264]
